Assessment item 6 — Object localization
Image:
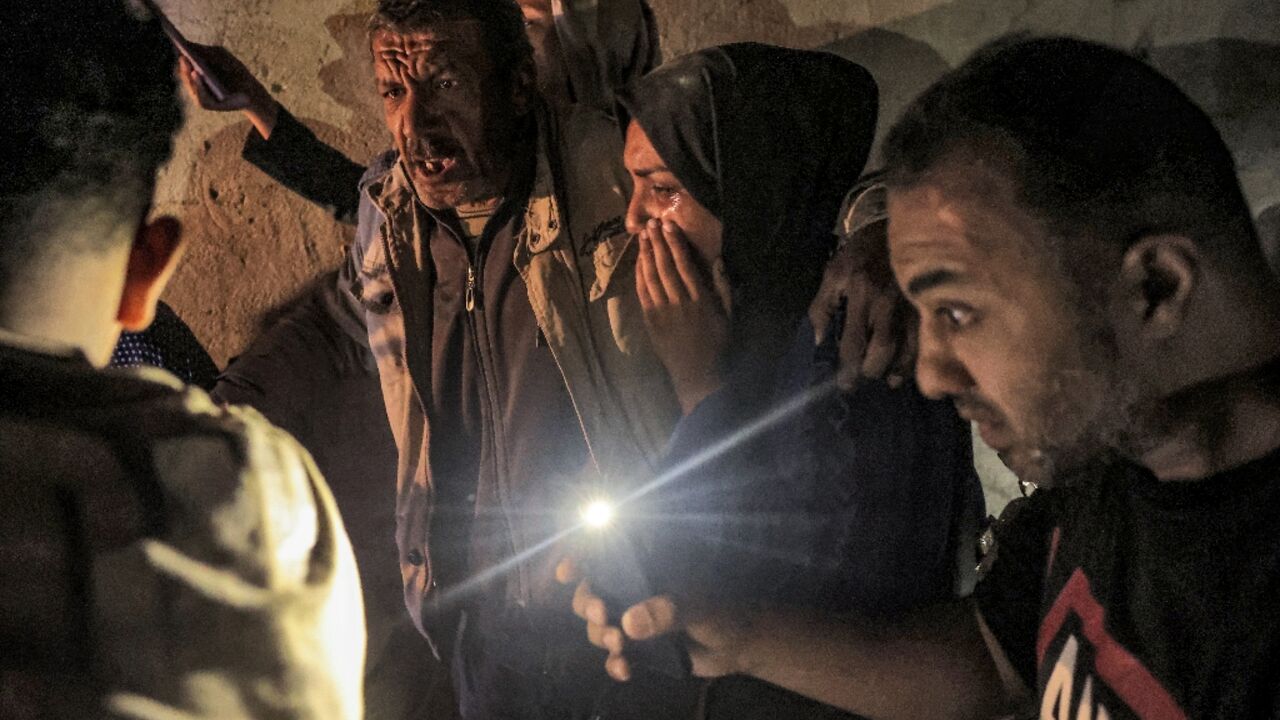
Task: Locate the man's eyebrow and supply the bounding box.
[906,268,964,297]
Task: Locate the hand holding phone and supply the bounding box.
[574,523,692,680]
[138,0,229,101]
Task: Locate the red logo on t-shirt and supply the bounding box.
[1036,568,1187,719]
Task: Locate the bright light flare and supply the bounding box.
[580,499,616,529]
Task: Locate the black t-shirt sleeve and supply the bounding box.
[972,490,1063,690]
[241,107,365,226]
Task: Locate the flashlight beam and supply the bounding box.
[429,378,837,608]
[620,379,836,506]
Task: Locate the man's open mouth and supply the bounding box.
[415,156,458,177]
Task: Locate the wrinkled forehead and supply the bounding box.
[887,154,1062,290]
[370,21,490,75]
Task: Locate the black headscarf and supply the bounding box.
[619,43,878,328]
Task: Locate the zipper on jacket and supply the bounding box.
[459,234,525,600]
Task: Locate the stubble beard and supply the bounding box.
[1014,315,1146,489]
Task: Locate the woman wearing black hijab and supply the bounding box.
[566,43,983,719]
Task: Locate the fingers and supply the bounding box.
[554,557,580,585]
[182,66,244,111]
[836,281,871,392]
[635,233,654,311]
[887,306,919,388]
[808,254,850,345]
[605,654,632,682]
[177,57,207,105]
[647,220,688,304]
[571,580,608,627]
[659,221,708,302]
[573,581,632,681]
[637,230,665,309]
[860,291,898,380]
[588,623,625,655]
[620,594,680,641]
[567,572,635,682]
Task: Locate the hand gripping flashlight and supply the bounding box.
[577,497,691,680]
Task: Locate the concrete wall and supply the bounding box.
[153,0,1280,511]
[154,0,1280,363]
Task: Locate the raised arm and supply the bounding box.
[179,46,366,225]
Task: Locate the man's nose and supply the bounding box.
[401,88,443,139]
[914,324,973,401]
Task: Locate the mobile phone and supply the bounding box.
[583,528,692,680]
[138,0,229,101]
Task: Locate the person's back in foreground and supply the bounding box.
[0,2,364,717]
[571,35,1280,719]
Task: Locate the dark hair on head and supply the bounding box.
[883,35,1259,265]
[368,0,534,86]
[0,0,181,270]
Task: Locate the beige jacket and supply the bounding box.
[347,103,679,635]
[0,332,365,720]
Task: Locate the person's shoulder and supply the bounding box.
[134,380,327,587]
[359,148,400,192]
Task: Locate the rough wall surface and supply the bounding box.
[155,0,1280,366]
[152,0,1280,512]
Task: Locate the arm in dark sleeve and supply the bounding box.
[806,376,983,616]
[646,329,834,603]
[241,107,366,226]
[971,491,1061,691]
[211,261,371,433]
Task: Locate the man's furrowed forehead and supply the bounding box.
[893,155,1050,255]
[371,21,488,65]
[888,156,1061,300]
[886,179,981,294]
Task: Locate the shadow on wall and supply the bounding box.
[164,10,387,367]
[318,11,387,164]
[1145,38,1280,217]
[818,28,951,164]
[163,120,355,367]
[819,32,1280,198]
[647,0,868,59]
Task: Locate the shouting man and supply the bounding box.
[187,0,686,718]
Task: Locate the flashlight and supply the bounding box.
[580,499,616,529]
[573,495,691,679]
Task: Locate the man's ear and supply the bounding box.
[1117,234,1198,341]
[117,216,184,332]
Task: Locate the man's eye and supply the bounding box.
[936,304,978,329]
[652,185,679,197]
[436,78,458,91]
[381,87,405,100]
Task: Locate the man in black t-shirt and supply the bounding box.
[880,39,1280,717]
[567,36,1280,720]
